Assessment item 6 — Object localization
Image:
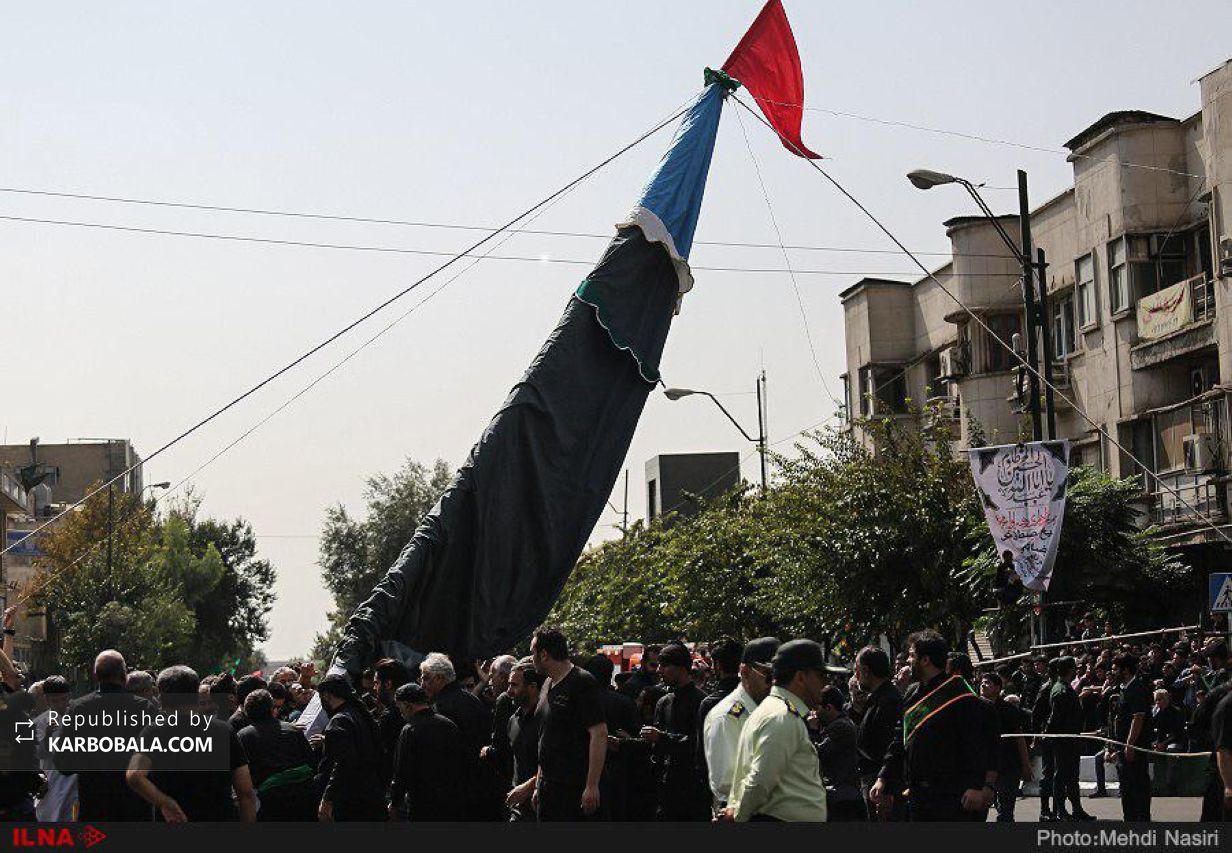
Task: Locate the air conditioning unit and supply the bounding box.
[1191,366,1214,397]
[938,346,966,380]
[1183,433,1216,472]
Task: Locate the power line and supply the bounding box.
[733,94,1232,552]
[0,185,1018,260]
[0,97,696,560]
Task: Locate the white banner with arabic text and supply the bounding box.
[969,440,1070,592]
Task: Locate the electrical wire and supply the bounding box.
[0,96,696,559]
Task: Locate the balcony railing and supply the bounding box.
[1137,273,1214,340]
[1149,473,1225,526]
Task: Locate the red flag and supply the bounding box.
[722,0,820,159]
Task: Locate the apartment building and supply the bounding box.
[841,58,1232,570]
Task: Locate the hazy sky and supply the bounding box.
[3,2,1229,659]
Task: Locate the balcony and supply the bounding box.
[1149,471,1226,527]
[1,470,29,514]
[1130,274,1216,370]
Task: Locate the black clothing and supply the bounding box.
[141,717,247,822]
[992,697,1024,775]
[617,667,659,702]
[377,706,405,785]
[488,691,516,794]
[237,719,316,821]
[857,680,902,779]
[432,680,494,819]
[56,685,155,821]
[651,681,711,821]
[1114,676,1153,823]
[596,686,640,820]
[317,701,386,821]
[390,708,466,822]
[508,704,540,822]
[1152,704,1186,749]
[878,673,988,820]
[536,666,605,821]
[228,709,251,734]
[816,714,861,809]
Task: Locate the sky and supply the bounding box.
[2,2,1230,659]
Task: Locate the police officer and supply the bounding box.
[1046,657,1094,821]
[702,637,779,810]
[721,639,828,822]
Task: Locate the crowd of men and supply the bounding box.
[1,614,1231,824]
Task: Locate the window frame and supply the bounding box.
[1107,237,1129,316]
[1053,293,1076,359]
[1075,253,1097,330]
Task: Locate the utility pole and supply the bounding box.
[622,470,629,535]
[756,370,768,490]
[106,483,114,576]
[1036,247,1057,439]
[1017,170,1042,442]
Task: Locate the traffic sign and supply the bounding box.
[1211,573,1232,612]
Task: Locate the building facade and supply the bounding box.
[841,58,1232,575]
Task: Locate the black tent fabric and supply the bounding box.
[331,81,726,676]
[333,229,677,673]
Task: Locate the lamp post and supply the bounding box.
[107,481,171,575]
[664,371,768,489]
[907,168,1055,441]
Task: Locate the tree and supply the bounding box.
[315,457,452,656]
[31,487,196,673]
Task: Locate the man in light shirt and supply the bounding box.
[721,639,829,822]
[702,637,779,809]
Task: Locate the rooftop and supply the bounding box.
[1063,110,1178,152]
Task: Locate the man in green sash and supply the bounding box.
[870,631,989,821]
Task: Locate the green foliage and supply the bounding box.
[549,403,1191,657]
[314,457,452,656]
[31,486,277,675]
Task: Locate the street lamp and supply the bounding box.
[907,167,1056,442]
[664,372,768,489]
[107,481,171,576]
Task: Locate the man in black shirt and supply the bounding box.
[372,658,411,786]
[503,660,542,822]
[126,665,257,822]
[854,645,901,821]
[1031,659,1058,821]
[530,627,607,821]
[388,683,465,821]
[236,689,316,821]
[618,645,661,701]
[420,651,495,820]
[1108,653,1152,822]
[1046,657,1094,821]
[981,673,1031,822]
[1152,688,1187,795]
[871,631,988,821]
[641,642,711,821]
[582,654,640,820]
[55,650,155,821]
[315,674,387,821]
[814,686,862,821]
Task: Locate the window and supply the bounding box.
[1128,233,1186,300]
[860,365,907,414]
[1108,238,1128,314]
[1053,294,1076,358]
[1154,407,1191,472]
[647,479,658,518]
[1076,254,1096,328]
[841,374,851,423]
[982,313,1021,373]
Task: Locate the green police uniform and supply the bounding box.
[727,685,827,822]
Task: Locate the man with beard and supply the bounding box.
[980,672,1032,822]
[372,658,411,785]
[1106,653,1153,822]
[870,631,988,821]
[853,646,901,821]
[315,674,386,821]
[1045,657,1094,821]
[640,643,711,820]
[619,646,661,701]
[703,637,778,811]
[502,660,543,822]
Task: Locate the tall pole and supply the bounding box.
[755,370,768,490]
[106,483,114,577]
[1036,247,1057,440]
[622,470,629,535]
[1017,170,1042,442]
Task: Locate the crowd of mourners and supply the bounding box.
[0,611,1230,824]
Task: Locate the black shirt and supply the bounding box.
[141,717,247,822]
[857,680,903,777]
[992,697,1024,774]
[390,709,465,821]
[1114,676,1152,748]
[317,701,386,814]
[432,680,492,810]
[537,666,604,791]
[56,685,156,822]
[236,718,314,788]
[878,673,989,796]
[508,705,540,787]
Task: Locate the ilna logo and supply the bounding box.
[11,826,106,848]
